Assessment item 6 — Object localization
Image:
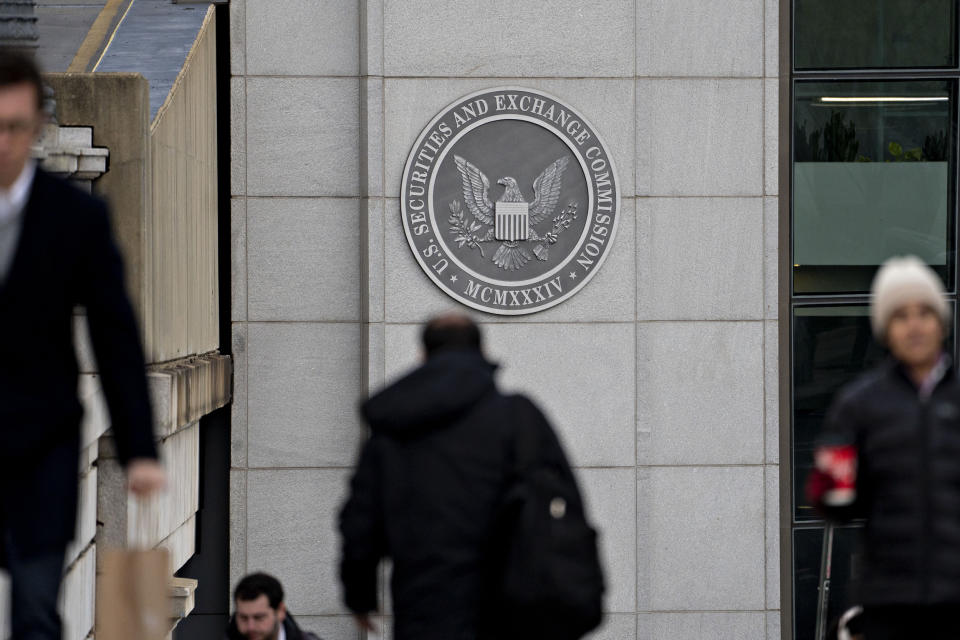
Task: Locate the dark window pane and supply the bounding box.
[793,306,884,520]
[795,0,956,70]
[793,80,954,294]
[793,526,866,640]
[792,304,955,520]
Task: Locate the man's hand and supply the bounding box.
[353,614,378,634]
[127,458,167,497]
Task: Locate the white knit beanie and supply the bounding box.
[870,256,950,340]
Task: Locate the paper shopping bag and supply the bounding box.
[96,548,170,640]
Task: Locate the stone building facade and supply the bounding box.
[229,1,782,639]
[1,6,229,637]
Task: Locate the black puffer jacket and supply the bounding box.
[820,359,960,605]
[339,350,577,640]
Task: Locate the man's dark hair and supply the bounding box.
[422,313,482,357]
[234,572,284,609]
[0,49,44,111]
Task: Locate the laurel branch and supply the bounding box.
[546,201,579,244]
[448,200,487,257]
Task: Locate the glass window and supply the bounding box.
[793,80,954,294]
[792,306,884,521]
[793,526,865,640]
[795,0,956,70]
[791,304,953,520]
[792,2,960,637]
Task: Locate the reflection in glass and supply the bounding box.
[793,526,865,640]
[795,0,956,70]
[792,306,884,520]
[793,81,954,294]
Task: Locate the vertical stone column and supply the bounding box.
[633,0,779,637]
[360,0,385,398]
[34,125,109,191]
[230,2,365,637]
[0,0,38,51]
[358,3,386,629]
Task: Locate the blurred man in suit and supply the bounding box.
[0,50,165,639]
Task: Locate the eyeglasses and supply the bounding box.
[0,118,36,137]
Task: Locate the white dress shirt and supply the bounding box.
[0,160,35,225]
[0,160,36,284]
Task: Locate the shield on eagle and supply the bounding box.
[495,202,528,242]
[451,154,572,271]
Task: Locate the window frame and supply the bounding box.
[780,2,960,639]
[790,78,958,296]
[792,0,959,72]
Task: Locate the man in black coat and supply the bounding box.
[0,51,165,638]
[339,313,582,640]
[225,573,321,640]
[811,256,960,638]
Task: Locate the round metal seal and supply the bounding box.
[401,87,620,315]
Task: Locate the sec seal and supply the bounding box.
[401,87,620,315]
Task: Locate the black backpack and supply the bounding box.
[490,396,605,639]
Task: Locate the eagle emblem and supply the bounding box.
[448,154,579,271]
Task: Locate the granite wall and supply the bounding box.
[229,1,781,638]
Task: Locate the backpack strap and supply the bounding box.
[505,394,544,473]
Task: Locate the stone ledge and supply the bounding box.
[33,124,109,186]
[169,577,198,625]
[96,352,233,459]
[61,544,96,640]
[78,374,109,452]
[66,466,98,567]
[98,424,200,566]
[149,353,233,438]
[153,513,198,576]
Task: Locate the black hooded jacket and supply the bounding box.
[820,359,960,606]
[339,350,575,640]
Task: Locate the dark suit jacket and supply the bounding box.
[0,168,157,553]
[225,612,322,640]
